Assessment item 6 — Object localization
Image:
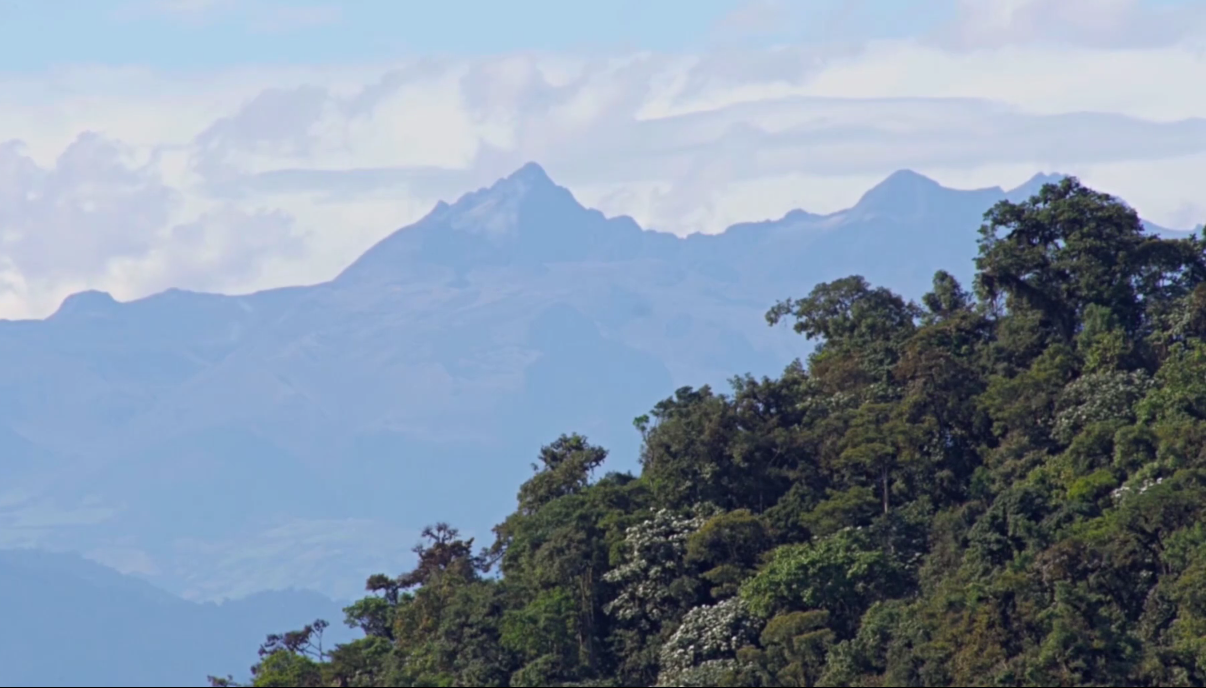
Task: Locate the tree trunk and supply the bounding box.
[882,465,890,515]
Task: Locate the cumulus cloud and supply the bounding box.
[0,132,304,318]
[159,206,304,290]
[0,134,175,280]
[1,19,1204,319]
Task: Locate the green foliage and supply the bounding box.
[250,650,325,687]
[214,178,1206,686]
[739,530,903,635]
[686,509,770,598]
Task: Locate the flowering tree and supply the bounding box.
[655,597,760,687]
[603,507,714,628]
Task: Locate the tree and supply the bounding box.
[975,177,1204,346]
[516,434,609,516]
[740,529,903,637]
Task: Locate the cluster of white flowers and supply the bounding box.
[1165,302,1205,343]
[655,597,759,687]
[796,389,862,421]
[603,507,712,624]
[1053,370,1153,442]
[1110,476,1165,503]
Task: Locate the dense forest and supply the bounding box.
[210,179,1206,687]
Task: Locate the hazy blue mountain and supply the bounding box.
[0,549,352,687]
[0,164,1191,607]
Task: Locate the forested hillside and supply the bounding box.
[211,178,1206,687]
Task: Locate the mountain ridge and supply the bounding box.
[36,165,1116,317]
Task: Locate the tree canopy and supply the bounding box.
[211,178,1206,687]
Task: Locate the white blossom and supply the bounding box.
[603,507,713,625]
[1110,476,1166,503]
[1053,370,1153,443]
[654,598,759,687]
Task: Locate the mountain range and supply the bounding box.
[0,164,1189,612]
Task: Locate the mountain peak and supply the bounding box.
[335,161,627,282]
[852,170,946,217]
[50,290,120,320]
[869,169,943,193]
[425,163,564,219]
[506,161,553,185]
[439,162,576,238]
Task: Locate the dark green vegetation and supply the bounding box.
[211,179,1206,686]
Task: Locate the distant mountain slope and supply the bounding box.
[0,549,350,687]
[0,164,1192,602]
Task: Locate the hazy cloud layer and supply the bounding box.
[0,18,1203,318]
[943,0,1206,50]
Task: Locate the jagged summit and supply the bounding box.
[446,162,593,239]
[334,164,1125,287]
[411,162,563,224]
[444,161,561,211]
[336,162,639,282]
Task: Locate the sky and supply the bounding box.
[0,0,1204,318]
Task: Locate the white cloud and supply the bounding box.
[0,132,305,318]
[0,134,175,280]
[0,28,1204,319]
[942,0,1206,50]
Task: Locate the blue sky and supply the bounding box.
[0,0,1196,70]
[0,0,953,70]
